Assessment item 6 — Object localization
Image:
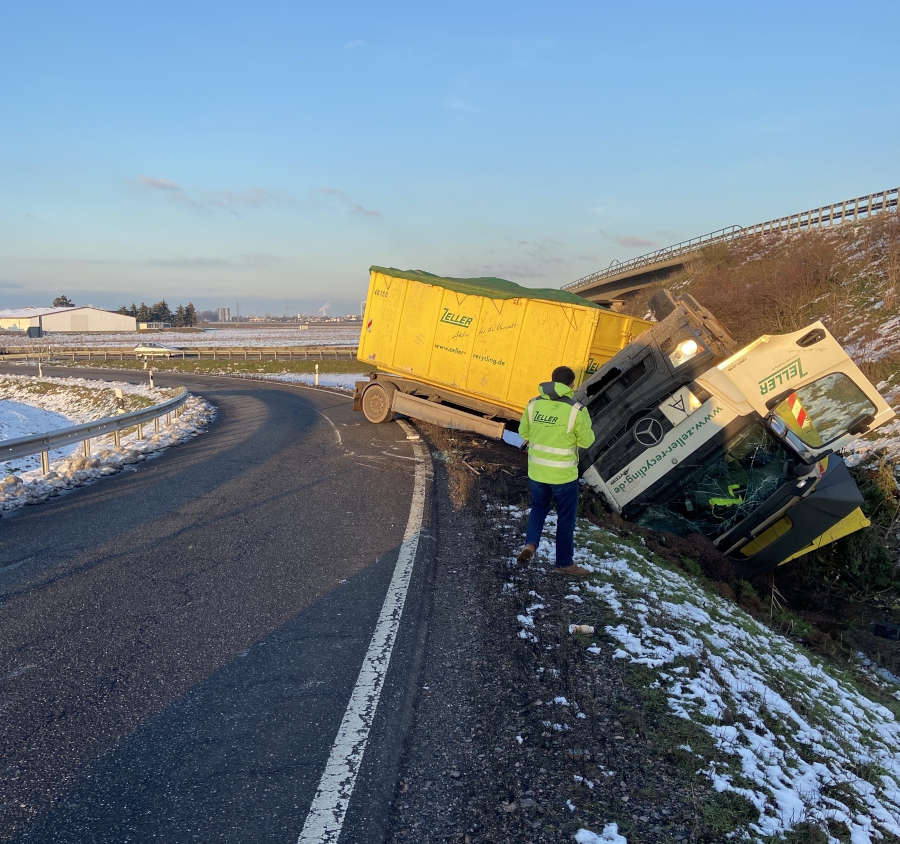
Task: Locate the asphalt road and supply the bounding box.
[0,367,436,843]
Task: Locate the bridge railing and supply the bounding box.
[0,389,189,475]
[745,188,898,235]
[563,225,744,290]
[564,186,899,290]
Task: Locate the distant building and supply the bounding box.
[137,321,173,330]
[0,306,137,333]
[217,306,232,322]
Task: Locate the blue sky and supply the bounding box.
[2,1,898,316]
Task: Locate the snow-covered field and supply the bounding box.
[506,509,900,844]
[0,374,215,512]
[0,325,360,349]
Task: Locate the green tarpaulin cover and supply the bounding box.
[370,266,603,309]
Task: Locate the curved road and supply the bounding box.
[0,368,436,843]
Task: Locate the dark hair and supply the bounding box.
[551,365,576,386]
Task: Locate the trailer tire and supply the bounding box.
[361,382,395,423]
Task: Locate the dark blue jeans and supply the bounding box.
[525,479,579,568]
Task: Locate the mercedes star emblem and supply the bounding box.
[633,416,665,447]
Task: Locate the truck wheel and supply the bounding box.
[361,383,394,423]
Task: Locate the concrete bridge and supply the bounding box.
[564,187,899,305]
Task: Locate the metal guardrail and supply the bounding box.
[0,345,360,361]
[564,186,899,291]
[0,389,189,474]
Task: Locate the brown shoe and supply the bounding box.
[517,544,536,565]
[552,564,590,577]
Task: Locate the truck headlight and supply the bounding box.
[668,338,700,368]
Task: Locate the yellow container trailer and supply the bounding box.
[354,266,651,436]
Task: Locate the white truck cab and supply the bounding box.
[576,293,894,576]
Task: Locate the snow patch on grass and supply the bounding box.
[509,505,900,842]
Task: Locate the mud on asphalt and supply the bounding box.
[384,425,737,844]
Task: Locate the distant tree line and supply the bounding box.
[116,301,198,327]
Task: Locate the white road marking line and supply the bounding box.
[297,419,430,844]
[316,410,343,445]
[379,451,418,461]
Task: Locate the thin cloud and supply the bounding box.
[147,253,284,269]
[317,187,381,219]
[343,39,366,49]
[138,177,282,216]
[60,254,284,270]
[615,235,657,249]
[516,238,566,266]
[205,188,275,216]
[140,176,182,192]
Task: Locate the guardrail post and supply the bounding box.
[137,423,144,439]
[83,438,91,458]
[114,430,121,447]
[154,417,160,433]
[41,451,49,475]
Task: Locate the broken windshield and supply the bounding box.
[634,422,791,539]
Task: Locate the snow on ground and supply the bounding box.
[507,509,900,844]
[842,376,900,472]
[0,368,364,514]
[575,824,628,844]
[0,402,74,470]
[0,374,215,513]
[0,325,360,349]
[843,313,900,363]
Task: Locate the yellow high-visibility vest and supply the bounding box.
[519,381,595,484]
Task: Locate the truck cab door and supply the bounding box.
[698,322,895,461]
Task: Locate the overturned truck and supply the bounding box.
[354,268,895,576]
[576,291,894,575]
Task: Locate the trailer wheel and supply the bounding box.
[361,382,395,423]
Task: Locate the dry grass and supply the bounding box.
[625,214,900,356]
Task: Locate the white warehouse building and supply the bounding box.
[0,306,137,333]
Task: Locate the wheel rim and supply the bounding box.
[362,384,390,422]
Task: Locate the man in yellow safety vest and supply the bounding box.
[516,366,596,576]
